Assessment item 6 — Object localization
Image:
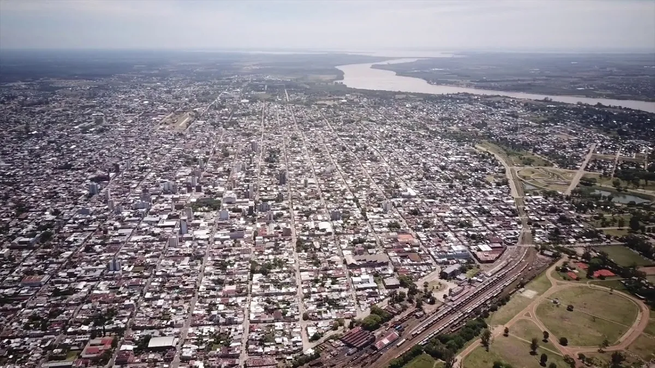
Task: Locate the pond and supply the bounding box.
[592,189,651,204]
[523,183,538,191]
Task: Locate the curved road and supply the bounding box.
[456,259,650,367]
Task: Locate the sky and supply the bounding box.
[1,0,654,52]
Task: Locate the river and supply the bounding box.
[336,59,655,113]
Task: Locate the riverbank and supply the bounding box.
[336,59,655,114]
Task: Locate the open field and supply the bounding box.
[626,334,655,361]
[589,279,628,292]
[595,245,654,267]
[541,287,638,326]
[517,167,572,193]
[478,141,553,167]
[536,302,629,346]
[600,228,630,237]
[509,319,559,353]
[463,336,568,368]
[487,272,552,326]
[535,287,638,346]
[403,353,436,368]
[644,318,655,336]
[466,268,480,278]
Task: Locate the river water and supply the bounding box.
[336,59,655,113]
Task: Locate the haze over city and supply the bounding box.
[1,1,655,368]
[1,0,655,52]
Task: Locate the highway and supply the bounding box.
[564,142,597,196]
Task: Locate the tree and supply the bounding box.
[599,338,609,352]
[610,351,625,368]
[481,329,492,351]
[612,179,621,189]
[443,350,456,368]
[559,337,568,346]
[530,338,539,355]
[563,355,576,368]
[548,363,557,368]
[540,353,548,366]
[542,331,549,342]
[617,217,626,229]
[578,353,586,363]
[629,215,640,231]
[415,298,423,309]
[503,327,509,337]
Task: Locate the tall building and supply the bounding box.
[108,258,121,272]
[140,188,151,203]
[88,182,99,195]
[185,207,193,220]
[278,170,287,185]
[179,219,188,235]
[189,175,198,187]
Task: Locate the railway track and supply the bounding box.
[366,247,533,368]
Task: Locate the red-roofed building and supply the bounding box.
[374,331,400,350]
[594,269,616,278]
[576,262,589,270]
[80,337,114,359]
[567,272,578,280]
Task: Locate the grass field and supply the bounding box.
[487,272,552,326]
[595,245,653,267]
[542,287,638,326]
[478,142,553,167]
[626,334,655,361]
[535,287,638,346]
[536,302,629,346]
[588,279,628,292]
[601,228,630,237]
[403,353,436,368]
[517,167,571,193]
[466,268,480,278]
[463,336,568,368]
[644,318,655,337]
[587,335,654,367]
[508,319,560,353]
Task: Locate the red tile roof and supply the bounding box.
[594,269,615,278]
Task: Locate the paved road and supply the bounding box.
[564,143,597,196]
[610,146,621,178]
[476,145,531,246]
[289,106,360,316]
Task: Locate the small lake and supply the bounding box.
[336,59,655,113]
[523,183,538,191]
[592,189,650,204]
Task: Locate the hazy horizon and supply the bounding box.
[1,0,654,53]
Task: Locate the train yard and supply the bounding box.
[313,246,551,368]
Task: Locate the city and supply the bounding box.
[1,67,654,368]
[1,0,654,367]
